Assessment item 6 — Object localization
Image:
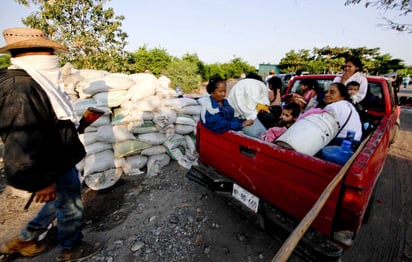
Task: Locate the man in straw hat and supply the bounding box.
[0,27,101,261]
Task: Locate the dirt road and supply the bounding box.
[1,91,411,262]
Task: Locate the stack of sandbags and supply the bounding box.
[63,66,200,191]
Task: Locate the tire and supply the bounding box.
[390,122,400,145]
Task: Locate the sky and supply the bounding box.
[0,0,411,68]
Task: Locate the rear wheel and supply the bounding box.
[390,122,400,145]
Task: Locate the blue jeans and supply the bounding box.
[19,167,83,250]
[241,118,267,138]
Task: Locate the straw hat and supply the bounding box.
[0,27,68,54]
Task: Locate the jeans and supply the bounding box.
[241,118,267,138]
[19,167,83,250]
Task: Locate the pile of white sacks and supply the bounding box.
[61,64,202,190]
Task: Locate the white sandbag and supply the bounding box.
[90,115,111,127]
[157,124,175,139]
[77,69,108,79]
[93,90,131,107]
[128,73,158,102]
[177,105,201,115]
[163,97,199,110]
[175,115,197,126]
[115,155,148,170]
[82,74,135,96]
[113,139,152,159]
[175,124,195,135]
[146,153,171,177]
[184,134,196,155]
[167,147,185,161]
[141,145,168,156]
[96,125,136,143]
[131,121,158,134]
[156,85,178,99]
[112,107,138,124]
[138,132,168,145]
[178,155,198,169]
[114,158,145,176]
[72,98,103,116]
[153,107,177,128]
[84,150,115,176]
[79,132,98,146]
[86,141,113,155]
[142,111,154,120]
[76,158,85,174]
[84,168,123,190]
[84,126,97,133]
[163,133,186,150]
[134,96,162,112]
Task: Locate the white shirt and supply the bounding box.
[334,72,368,103]
[324,100,363,141]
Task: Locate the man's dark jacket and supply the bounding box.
[0,69,85,192]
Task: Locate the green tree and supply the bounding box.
[127,46,172,75]
[15,0,129,72]
[221,57,256,79]
[203,63,225,80]
[278,49,311,73]
[344,0,412,33]
[167,58,201,93]
[278,46,405,75]
[0,55,10,69]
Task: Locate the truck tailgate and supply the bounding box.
[196,123,343,236]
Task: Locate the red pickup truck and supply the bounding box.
[187,75,400,260]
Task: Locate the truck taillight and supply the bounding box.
[334,187,366,237]
[342,188,366,214]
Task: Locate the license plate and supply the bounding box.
[232,183,259,213]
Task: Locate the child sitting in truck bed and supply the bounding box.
[199,77,254,134]
[260,102,301,143]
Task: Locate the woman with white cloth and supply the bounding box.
[227,74,270,138]
[323,82,363,145]
[333,56,368,104]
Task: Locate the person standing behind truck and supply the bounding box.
[199,77,253,134]
[334,56,368,104]
[403,75,410,89]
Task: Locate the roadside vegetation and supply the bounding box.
[2,0,411,93]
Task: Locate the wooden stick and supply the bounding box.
[24,192,35,210]
[271,135,371,262]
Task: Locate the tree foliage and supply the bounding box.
[344,0,412,33]
[15,0,129,72]
[278,46,407,75]
[202,57,255,81]
[127,46,172,75]
[0,55,11,69]
[166,58,201,93]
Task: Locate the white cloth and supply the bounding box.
[198,96,218,123]
[9,55,78,125]
[324,100,362,140]
[227,79,269,120]
[333,72,368,103]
